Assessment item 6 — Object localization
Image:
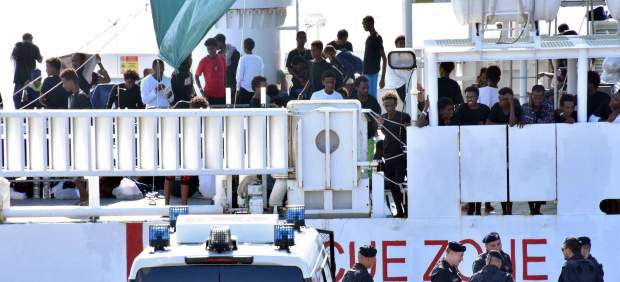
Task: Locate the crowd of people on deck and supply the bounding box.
[4,19,620,216]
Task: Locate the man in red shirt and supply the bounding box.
[195,38,227,105]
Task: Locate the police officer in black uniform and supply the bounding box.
[430,241,466,282]
[469,251,514,282]
[343,245,376,282]
[559,237,598,282]
[578,236,604,282]
[472,232,513,276]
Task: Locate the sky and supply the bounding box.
[0,0,588,108]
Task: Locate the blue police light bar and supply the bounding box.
[149,225,170,252]
[286,205,305,229]
[169,206,189,230]
[274,223,295,250]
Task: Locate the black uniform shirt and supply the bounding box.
[473,251,513,274]
[342,263,373,282]
[558,255,598,282]
[430,259,462,282]
[470,265,513,282]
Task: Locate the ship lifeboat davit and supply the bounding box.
[451,0,561,25]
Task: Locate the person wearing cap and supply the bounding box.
[469,251,513,282]
[579,236,604,282]
[559,237,599,282]
[473,232,513,276]
[343,245,376,282]
[431,241,466,282]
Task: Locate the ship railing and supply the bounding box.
[0,108,288,219]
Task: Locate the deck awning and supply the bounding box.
[150,0,235,68]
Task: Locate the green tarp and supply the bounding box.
[150,0,236,69]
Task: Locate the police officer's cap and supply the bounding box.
[482,232,501,244]
[487,250,503,260]
[359,245,377,258]
[578,236,591,246]
[447,241,466,252]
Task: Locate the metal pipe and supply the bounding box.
[577,49,589,122]
[402,0,413,48]
[567,59,578,95]
[519,60,528,104]
[426,53,439,126]
[3,205,223,218]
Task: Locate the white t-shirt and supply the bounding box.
[140,74,173,109]
[236,54,264,92]
[385,66,413,89]
[310,89,343,100]
[478,86,499,108]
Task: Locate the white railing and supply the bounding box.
[408,123,620,217]
[0,109,288,177]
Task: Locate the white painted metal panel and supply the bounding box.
[72,117,91,171]
[182,117,201,170]
[268,115,287,171]
[27,117,47,171]
[138,117,157,170]
[94,117,114,171]
[299,110,325,190]
[160,117,179,170]
[49,117,69,171]
[225,116,244,169]
[204,117,223,169]
[508,124,557,201]
[408,126,460,217]
[6,117,24,171]
[557,123,620,215]
[116,117,135,171]
[0,121,3,169]
[329,111,356,190]
[248,116,267,169]
[460,125,507,202]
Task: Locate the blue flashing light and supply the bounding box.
[274,223,295,250]
[169,206,189,230]
[149,225,170,251]
[286,205,305,229]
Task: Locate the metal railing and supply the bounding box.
[0,109,288,177]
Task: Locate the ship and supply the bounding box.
[1,0,619,281]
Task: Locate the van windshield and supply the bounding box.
[134,265,304,282]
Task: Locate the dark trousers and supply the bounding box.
[384,157,407,217]
[207,96,226,106]
[395,84,407,103]
[13,82,26,109]
[235,88,253,105]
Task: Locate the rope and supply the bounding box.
[18,3,149,110]
[367,111,406,146]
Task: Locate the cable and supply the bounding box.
[11,2,148,101]
[19,3,149,110]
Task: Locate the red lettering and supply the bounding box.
[382,240,407,281]
[522,239,547,280]
[330,241,345,282]
[423,240,448,281]
[457,239,483,281]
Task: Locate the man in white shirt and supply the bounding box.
[478,65,501,108]
[141,59,173,109]
[385,35,413,103]
[236,38,264,105]
[311,70,343,100]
